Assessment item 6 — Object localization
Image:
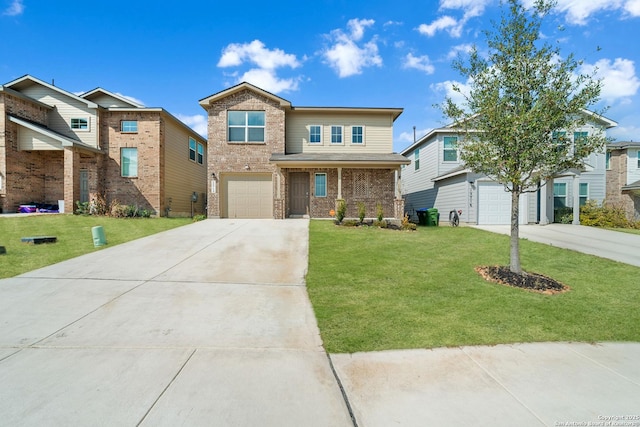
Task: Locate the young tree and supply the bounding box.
[442,0,606,274]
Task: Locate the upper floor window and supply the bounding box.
[121,120,138,133]
[331,126,343,144]
[352,126,364,144]
[197,142,204,164]
[228,111,265,142]
[443,136,458,162]
[574,131,588,153]
[553,131,567,153]
[189,138,197,161]
[309,125,322,144]
[606,151,611,170]
[121,147,138,177]
[414,148,420,171]
[71,118,88,130]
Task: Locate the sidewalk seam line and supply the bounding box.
[136,348,197,427]
[461,347,547,426]
[326,353,359,427]
[566,344,640,387]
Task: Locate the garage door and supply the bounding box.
[477,182,527,225]
[223,174,273,218]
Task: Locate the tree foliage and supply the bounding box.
[441,0,606,273]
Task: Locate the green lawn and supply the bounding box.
[0,215,192,278]
[306,221,640,353]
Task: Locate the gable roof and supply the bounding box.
[3,74,98,109]
[8,115,102,153]
[199,81,292,109]
[608,141,640,150]
[81,88,144,108]
[291,106,403,121]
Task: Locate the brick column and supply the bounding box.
[63,147,80,214]
[394,198,405,219]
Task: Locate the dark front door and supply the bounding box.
[290,172,309,215]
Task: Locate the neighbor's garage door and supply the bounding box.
[223,174,273,218]
[477,182,527,225]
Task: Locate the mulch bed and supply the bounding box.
[475,265,570,295]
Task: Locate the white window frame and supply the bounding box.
[637,150,640,169]
[443,136,458,162]
[121,147,138,178]
[197,142,204,165]
[228,111,265,143]
[414,148,420,171]
[579,182,589,206]
[315,173,327,197]
[606,151,611,170]
[553,182,567,208]
[330,125,343,144]
[189,137,197,162]
[309,125,322,144]
[121,120,138,133]
[71,118,89,131]
[351,125,364,144]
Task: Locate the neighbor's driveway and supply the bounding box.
[0,219,352,426]
[473,223,640,267]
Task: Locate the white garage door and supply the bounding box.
[223,174,273,219]
[477,182,527,225]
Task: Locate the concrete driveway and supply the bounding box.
[0,219,353,426]
[473,223,640,267]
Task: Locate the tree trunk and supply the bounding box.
[510,189,522,274]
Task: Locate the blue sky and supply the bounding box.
[2,0,639,152]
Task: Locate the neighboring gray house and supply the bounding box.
[400,112,617,225]
[606,141,640,220]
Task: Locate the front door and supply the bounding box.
[290,172,309,216]
[79,170,89,203]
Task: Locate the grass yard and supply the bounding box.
[306,220,640,353]
[0,214,192,278]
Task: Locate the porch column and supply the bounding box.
[539,179,549,225]
[337,167,342,199]
[395,169,401,198]
[572,174,580,225]
[63,147,80,214]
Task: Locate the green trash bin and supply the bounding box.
[427,208,439,226]
[92,226,107,247]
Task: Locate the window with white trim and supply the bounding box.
[121,148,138,177]
[309,125,322,144]
[121,120,138,132]
[606,151,611,170]
[189,138,197,161]
[553,182,566,208]
[331,126,343,144]
[637,150,640,168]
[579,182,589,206]
[351,126,364,144]
[315,173,327,197]
[71,118,89,130]
[228,111,265,142]
[414,148,420,171]
[443,136,458,161]
[197,142,204,164]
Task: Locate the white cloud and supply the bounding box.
[403,53,435,74]
[626,0,640,16]
[397,128,432,144]
[446,43,474,60]
[115,92,145,107]
[176,114,208,138]
[3,0,24,16]
[323,18,382,78]
[431,79,472,107]
[439,0,491,18]
[217,40,300,70]
[417,16,461,38]
[522,0,640,25]
[580,58,640,102]
[217,40,302,93]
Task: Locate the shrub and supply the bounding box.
[341,219,360,227]
[373,220,387,228]
[193,214,207,222]
[357,202,366,224]
[376,202,384,222]
[401,213,416,231]
[580,200,633,228]
[336,199,347,223]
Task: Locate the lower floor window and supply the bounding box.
[553,182,566,208]
[315,173,327,197]
[579,182,589,206]
[121,147,138,177]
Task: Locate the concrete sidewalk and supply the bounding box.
[473,223,640,267]
[0,219,353,426]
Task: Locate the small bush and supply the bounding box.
[401,213,417,231]
[336,200,347,223]
[373,220,387,228]
[376,202,384,222]
[357,202,366,224]
[580,200,635,228]
[341,219,360,227]
[193,214,207,222]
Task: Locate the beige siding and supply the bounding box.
[21,85,99,148]
[18,127,63,150]
[286,111,394,154]
[89,94,134,108]
[163,117,208,217]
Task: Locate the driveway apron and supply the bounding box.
[0,219,353,426]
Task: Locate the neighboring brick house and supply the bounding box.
[0,75,207,216]
[606,141,640,220]
[198,82,409,219]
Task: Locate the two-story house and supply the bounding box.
[400,112,617,225]
[198,82,409,219]
[0,75,207,216]
[606,141,640,221]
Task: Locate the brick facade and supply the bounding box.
[606,149,640,220]
[204,89,286,218]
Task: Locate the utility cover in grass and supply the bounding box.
[475,265,569,295]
